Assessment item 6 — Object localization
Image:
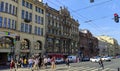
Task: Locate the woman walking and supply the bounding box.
[51,57,56,70]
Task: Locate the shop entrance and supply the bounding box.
[0,53,8,65]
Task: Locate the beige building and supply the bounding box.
[0,0,46,64]
[96,35,120,56]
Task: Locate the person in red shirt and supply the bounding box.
[10,59,15,71]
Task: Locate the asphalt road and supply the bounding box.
[0,58,120,71]
[70,58,120,70]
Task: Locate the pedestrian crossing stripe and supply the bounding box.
[57,66,116,71]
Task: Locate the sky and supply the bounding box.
[43,0,120,44]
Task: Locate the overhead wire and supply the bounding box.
[45,0,112,35]
[52,0,109,34]
[72,0,112,13]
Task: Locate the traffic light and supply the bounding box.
[90,0,94,3]
[114,13,119,23]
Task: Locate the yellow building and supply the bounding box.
[96,35,120,56]
[0,0,45,64]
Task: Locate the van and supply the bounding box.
[68,56,77,63]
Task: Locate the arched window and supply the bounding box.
[21,39,30,49]
[34,41,42,50]
[0,36,14,48]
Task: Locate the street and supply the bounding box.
[0,58,120,71]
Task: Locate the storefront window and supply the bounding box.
[21,39,29,49]
[0,37,13,49]
[34,41,42,50]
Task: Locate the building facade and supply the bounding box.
[78,29,98,58]
[45,5,79,57]
[96,35,120,56]
[0,0,46,65]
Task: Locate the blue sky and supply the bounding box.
[43,0,120,44]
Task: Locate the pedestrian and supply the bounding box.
[51,57,56,70]
[23,58,28,68]
[44,57,48,69]
[38,57,42,68]
[99,58,104,69]
[28,57,34,69]
[33,58,39,70]
[10,59,15,71]
[66,58,70,68]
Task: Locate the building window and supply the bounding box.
[29,13,32,21]
[21,10,24,19]
[1,2,4,12]
[4,18,7,28]
[0,17,2,27]
[12,6,15,15]
[41,9,44,14]
[25,24,28,32]
[38,16,40,24]
[35,15,37,23]
[34,41,42,50]
[8,19,11,29]
[15,7,17,16]
[38,27,40,35]
[26,2,29,8]
[22,0,25,6]
[34,26,37,34]
[14,21,16,29]
[5,3,8,13]
[41,17,44,25]
[9,4,12,14]
[22,0,32,9]
[30,4,32,9]
[12,20,14,29]
[28,25,32,34]
[21,39,29,49]
[41,28,43,36]
[25,11,28,19]
[21,23,24,32]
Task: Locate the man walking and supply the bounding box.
[99,58,104,69]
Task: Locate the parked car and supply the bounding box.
[82,57,90,61]
[101,56,111,61]
[55,58,64,64]
[90,57,100,62]
[68,56,77,63]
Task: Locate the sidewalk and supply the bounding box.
[1,64,67,71]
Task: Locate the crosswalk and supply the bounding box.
[55,66,116,71]
[0,66,116,71]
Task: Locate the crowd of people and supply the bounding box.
[9,56,70,71]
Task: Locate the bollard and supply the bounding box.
[118,67,120,71]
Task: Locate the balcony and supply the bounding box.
[24,18,31,23]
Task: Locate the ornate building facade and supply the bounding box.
[78,29,98,58]
[45,5,79,57]
[0,0,46,65]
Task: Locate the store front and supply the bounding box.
[20,39,30,58]
[0,36,14,65]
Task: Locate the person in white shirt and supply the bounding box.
[44,57,48,68]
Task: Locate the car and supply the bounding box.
[55,58,64,64]
[68,56,77,63]
[82,57,90,61]
[90,57,100,62]
[101,56,111,61]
